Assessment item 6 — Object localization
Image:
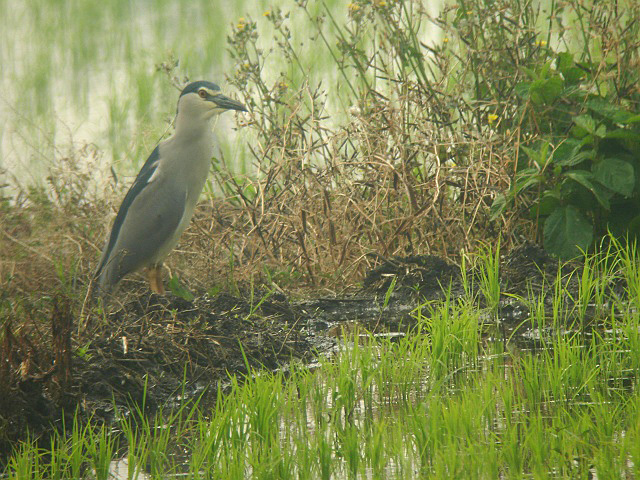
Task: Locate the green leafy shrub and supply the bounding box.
[222,0,640,267]
[492,48,640,259]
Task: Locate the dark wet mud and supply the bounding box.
[0,243,611,461]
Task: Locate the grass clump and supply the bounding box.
[4,275,640,477]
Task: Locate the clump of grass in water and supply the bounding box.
[468,239,502,315]
[7,244,640,476]
[5,289,640,477]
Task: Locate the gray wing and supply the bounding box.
[96,165,187,291]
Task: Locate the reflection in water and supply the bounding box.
[109,456,150,480]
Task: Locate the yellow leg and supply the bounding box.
[148,265,165,295]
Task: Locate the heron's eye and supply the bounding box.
[198,89,207,98]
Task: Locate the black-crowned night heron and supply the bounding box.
[95,80,247,296]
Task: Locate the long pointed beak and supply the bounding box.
[212,94,247,112]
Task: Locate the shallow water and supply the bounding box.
[0,0,273,189]
[0,0,447,194]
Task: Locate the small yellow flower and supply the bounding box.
[348,3,360,12]
[443,37,449,43]
[377,1,387,6]
[237,17,246,30]
[466,10,472,14]
[488,113,499,124]
[535,40,547,47]
[263,11,271,17]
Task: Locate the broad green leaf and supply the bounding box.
[553,138,581,161]
[608,206,640,237]
[514,169,542,194]
[521,142,551,167]
[543,205,593,259]
[553,138,594,166]
[592,157,635,196]
[586,97,636,124]
[515,166,539,176]
[556,150,595,167]
[489,194,507,220]
[562,66,585,85]
[564,170,611,209]
[529,79,546,105]
[521,145,540,162]
[534,191,561,217]
[556,52,574,73]
[628,215,640,238]
[539,141,551,168]
[604,129,640,141]
[541,76,564,103]
[530,76,563,105]
[573,115,597,134]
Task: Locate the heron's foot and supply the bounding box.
[148,265,165,295]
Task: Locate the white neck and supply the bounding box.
[174,110,216,141]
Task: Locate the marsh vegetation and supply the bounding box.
[1,0,640,477]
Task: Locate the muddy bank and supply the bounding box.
[0,244,600,461]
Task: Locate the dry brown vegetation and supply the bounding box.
[204,99,517,292]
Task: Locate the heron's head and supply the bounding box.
[177,81,247,121]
